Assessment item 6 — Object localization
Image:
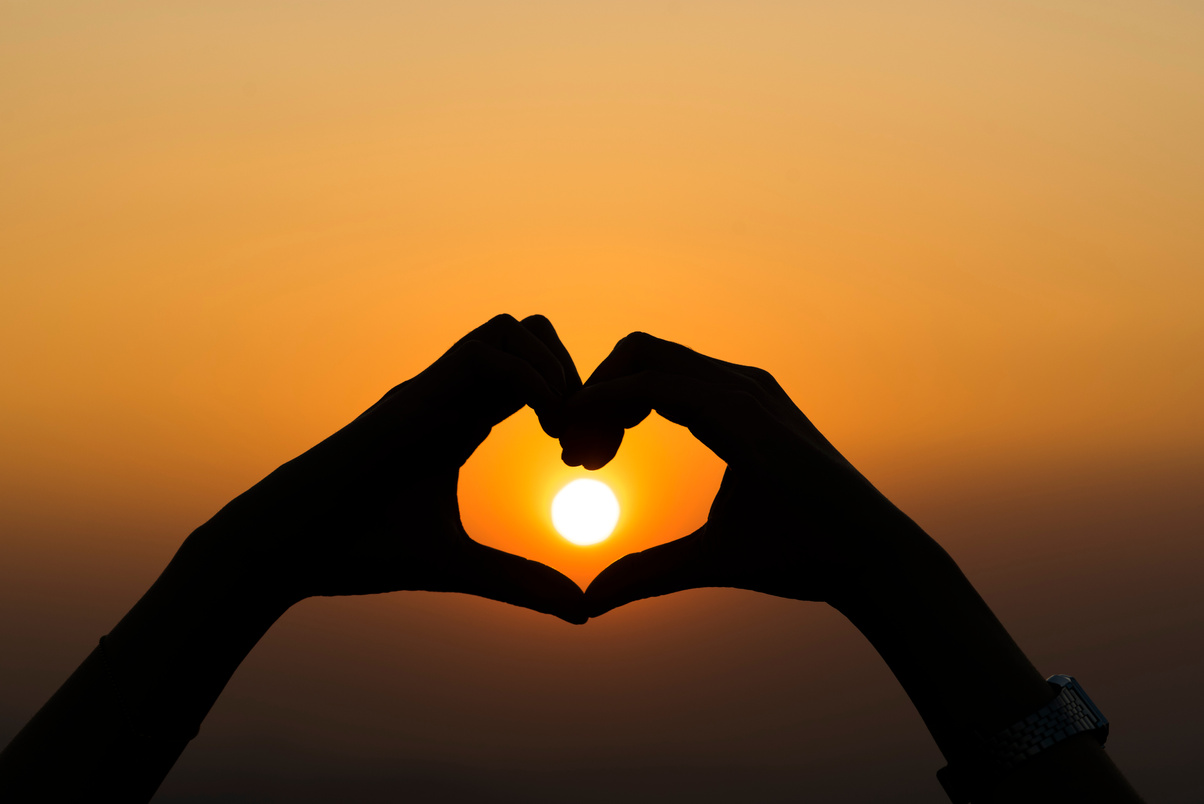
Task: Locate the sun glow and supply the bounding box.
[551,479,620,546]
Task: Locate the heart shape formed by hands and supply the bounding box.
[198,314,917,630]
[23,314,1102,803]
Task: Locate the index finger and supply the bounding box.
[520,314,583,393]
[563,368,780,468]
[456,313,571,397]
[584,331,768,397]
[563,332,786,468]
[441,314,575,437]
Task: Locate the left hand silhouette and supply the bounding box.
[178,313,588,623]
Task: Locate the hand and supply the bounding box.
[178,314,587,623]
[0,315,591,803]
[560,332,1146,804]
[560,332,935,617]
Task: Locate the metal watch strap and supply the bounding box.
[937,675,1109,803]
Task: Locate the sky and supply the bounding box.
[2,2,1202,801]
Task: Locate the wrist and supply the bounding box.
[825,505,947,614]
[832,529,1051,757]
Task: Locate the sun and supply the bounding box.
[551,479,620,546]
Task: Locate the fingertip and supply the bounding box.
[558,425,623,470]
[582,531,710,618]
[559,444,583,467]
[543,594,589,624]
[583,594,619,620]
[536,406,565,440]
[559,606,590,626]
[520,313,582,392]
[581,453,613,471]
[535,563,586,599]
[582,558,635,617]
[547,578,589,625]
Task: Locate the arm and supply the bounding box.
[0,314,588,802]
[837,533,1140,803]
[0,556,289,801]
[566,332,1143,804]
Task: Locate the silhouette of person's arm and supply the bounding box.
[0,314,587,802]
[566,332,1144,804]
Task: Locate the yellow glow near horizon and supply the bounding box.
[1,1,1201,585]
[551,479,620,546]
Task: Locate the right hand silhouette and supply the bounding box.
[560,332,935,617]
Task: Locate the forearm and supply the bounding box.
[834,520,1143,803]
[0,524,290,802]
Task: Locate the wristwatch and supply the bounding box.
[936,674,1109,803]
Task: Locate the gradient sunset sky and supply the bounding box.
[2,2,1201,801]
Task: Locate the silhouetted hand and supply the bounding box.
[183,313,587,622]
[562,332,1144,804]
[0,315,590,803]
[561,331,927,616]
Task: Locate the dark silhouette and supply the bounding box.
[0,314,1144,802]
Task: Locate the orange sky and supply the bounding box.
[2,2,1202,801]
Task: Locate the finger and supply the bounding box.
[584,332,757,394]
[436,339,562,461]
[520,314,583,393]
[560,422,626,471]
[586,332,822,454]
[372,314,571,420]
[467,313,580,436]
[563,369,780,468]
[563,331,784,468]
[467,314,570,397]
[456,542,587,624]
[584,528,712,617]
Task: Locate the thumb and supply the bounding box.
[584,527,713,618]
[455,542,588,625]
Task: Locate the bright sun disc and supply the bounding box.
[551,479,620,546]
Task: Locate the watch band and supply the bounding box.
[937,674,1109,803]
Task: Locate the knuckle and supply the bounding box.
[615,330,658,356]
[619,330,655,348]
[744,365,780,390]
[460,338,489,357]
[744,365,772,384]
[456,339,494,370]
[485,313,520,333]
[521,313,553,331]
